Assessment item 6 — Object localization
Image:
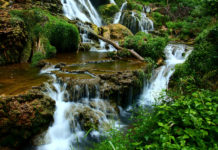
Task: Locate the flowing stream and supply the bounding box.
[35,1,192,150]
[37,67,126,150]
[138,44,192,106]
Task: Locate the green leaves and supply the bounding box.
[94,90,218,150]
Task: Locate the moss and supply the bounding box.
[9,7,80,62]
[48,21,80,52]
[98,4,119,24]
[115,0,125,7]
[31,52,45,66]
[126,1,143,11]
[20,39,32,63]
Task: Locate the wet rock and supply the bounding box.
[54,62,66,68]
[100,24,133,42]
[0,90,55,148]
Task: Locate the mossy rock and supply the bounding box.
[98,4,119,24]
[101,24,133,42]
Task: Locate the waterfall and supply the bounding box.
[110,0,116,4]
[138,44,192,106]
[61,0,102,26]
[113,2,127,24]
[37,68,126,150]
[113,2,153,33]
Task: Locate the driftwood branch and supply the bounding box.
[88,30,144,61]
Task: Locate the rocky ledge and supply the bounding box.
[0,89,55,149]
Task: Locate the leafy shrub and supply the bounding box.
[95,90,218,150]
[202,0,218,15]
[123,32,168,61]
[31,52,44,66]
[151,12,169,27]
[171,24,218,90]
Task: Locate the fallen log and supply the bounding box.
[87,30,145,61]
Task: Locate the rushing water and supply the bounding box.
[61,0,102,26]
[36,64,128,150]
[138,44,192,106]
[34,1,192,150]
[113,2,153,33]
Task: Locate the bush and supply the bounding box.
[202,0,218,15]
[171,24,218,90]
[31,52,45,66]
[94,90,218,150]
[151,12,169,27]
[123,32,168,61]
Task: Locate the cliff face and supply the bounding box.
[0,0,63,66]
[0,10,28,65]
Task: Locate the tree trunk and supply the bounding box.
[89,31,144,61]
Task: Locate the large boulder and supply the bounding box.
[100,24,133,42]
[0,90,55,149]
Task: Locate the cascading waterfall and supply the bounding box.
[113,2,153,33]
[61,0,117,52]
[110,0,116,4]
[113,2,127,24]
[37,68,126,150]
[61,0,102,26]
[138,44,192,106]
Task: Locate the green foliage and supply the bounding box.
[117,49,131,58]
[41,38,56,58]
[123,32,168,61]
[166,16,212,40]
[115,0,125,7]
[10,8,80,62]
[98,4,119,24]
[126,1,143,11]
[31,52,45,66]
[202,0,218,15]
[172,24,218,90]
[151,12,169,27]
[95,90,218,150]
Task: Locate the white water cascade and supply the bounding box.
[37,68,126,150]
[113,2,127,24]
[138,44,192,106]
[113,2,153,33]
[61,0,102,26]
[110,0,116,4]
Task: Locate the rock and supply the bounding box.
[79,43,92,51]
[0,90,55,148]
[0,10,28,65]
[100,24,133,42]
